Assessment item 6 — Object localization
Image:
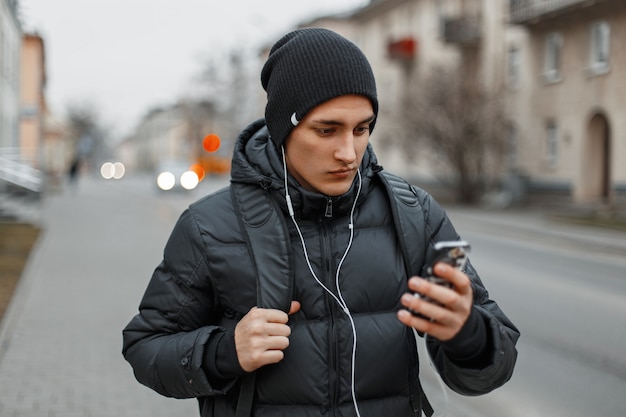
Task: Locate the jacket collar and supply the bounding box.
[230,118,382,220]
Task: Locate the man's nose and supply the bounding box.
[334,134,357,163]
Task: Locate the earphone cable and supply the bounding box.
[282,147,362,417]
[334,169,362,417]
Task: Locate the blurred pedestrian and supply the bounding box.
[68,156,81,188]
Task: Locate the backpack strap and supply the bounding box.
[377,170,434,417]
[376,170,425,277]
[231,181,294,312]
[231,181,294,417]
[235,373,256,417]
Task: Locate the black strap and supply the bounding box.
[235,373,256,417]
[377,171,425,278]
[231,181,294,417]
[231,182,294,312]
[378,172,435,417]
[419,379,434,417]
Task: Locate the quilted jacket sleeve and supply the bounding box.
[122,208,234,399]
[416,188,520,396]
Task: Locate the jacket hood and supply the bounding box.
[230,118,383,219]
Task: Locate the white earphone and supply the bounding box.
[282,146,363,417]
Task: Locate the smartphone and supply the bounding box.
[412,240,471,317]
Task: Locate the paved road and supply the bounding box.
[1,173,625,416]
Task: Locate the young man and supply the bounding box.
[123,28,519,417]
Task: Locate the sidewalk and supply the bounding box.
[0,176,624,416]
[0,176,201,417]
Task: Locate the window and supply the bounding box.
[544,32,562,82]
[546,120,558,167]
[508,46,521,87]
[506,123,518,168]
[590,21,610,73]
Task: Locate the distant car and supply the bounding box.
[155,160,199,191]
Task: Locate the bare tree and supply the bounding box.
[195,48,259,145]
[65,102,110,171]
[400,66,508,204]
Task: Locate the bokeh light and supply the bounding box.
[180,171,199,190]
[100,161,126,180]
[157,172,176,191]
[112,162,126,179]
[203,134,221,152]
[100,162,115,179]
[189,163,205,182]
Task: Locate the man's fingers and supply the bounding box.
[433,263,471,294]
[257,349,287,366]
[397,308,443,334]
[236,308,294,372]
[400,267,474,341]
[407,277,455,307]
[248,306,289,324]
[400,293,447,322]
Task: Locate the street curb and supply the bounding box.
[0,226,46,365]
[445,208,626,258]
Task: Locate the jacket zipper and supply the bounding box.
[320,218,339,415]
[325,197,333,218]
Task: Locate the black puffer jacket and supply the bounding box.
[122,119,519,417]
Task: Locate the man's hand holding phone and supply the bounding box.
[397,241,474,341]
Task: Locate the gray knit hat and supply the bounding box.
[261,28,378,148]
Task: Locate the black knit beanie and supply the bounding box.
[261,28,378,148]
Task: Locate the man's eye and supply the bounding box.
[354,126,370,135]
[317,128,334,135]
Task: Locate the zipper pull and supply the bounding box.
[324,198,333,218]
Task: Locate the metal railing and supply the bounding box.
[510,0,609,23]
[0,149,43,193]
[443,17,481,45]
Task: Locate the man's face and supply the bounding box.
[284,95,375,196]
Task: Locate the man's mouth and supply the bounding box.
[329,167,354,175]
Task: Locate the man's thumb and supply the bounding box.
[288,301,301,315]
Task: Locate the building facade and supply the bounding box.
[0,0,22,151]
[19,33,45,166]
[509,0,626,205]
[302,0,509,201]
[118,100,230,176]
[299,0,625,207]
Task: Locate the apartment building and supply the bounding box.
[299,0,625,206]
[0,0,21,151]
[302,0,509,201]
[19,33,44,165]
[509,0,626,205]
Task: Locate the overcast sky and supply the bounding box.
[20,0,368,138]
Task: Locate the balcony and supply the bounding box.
[387,37,418,61]
[443,17,481,46]
[510,0,612,24]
